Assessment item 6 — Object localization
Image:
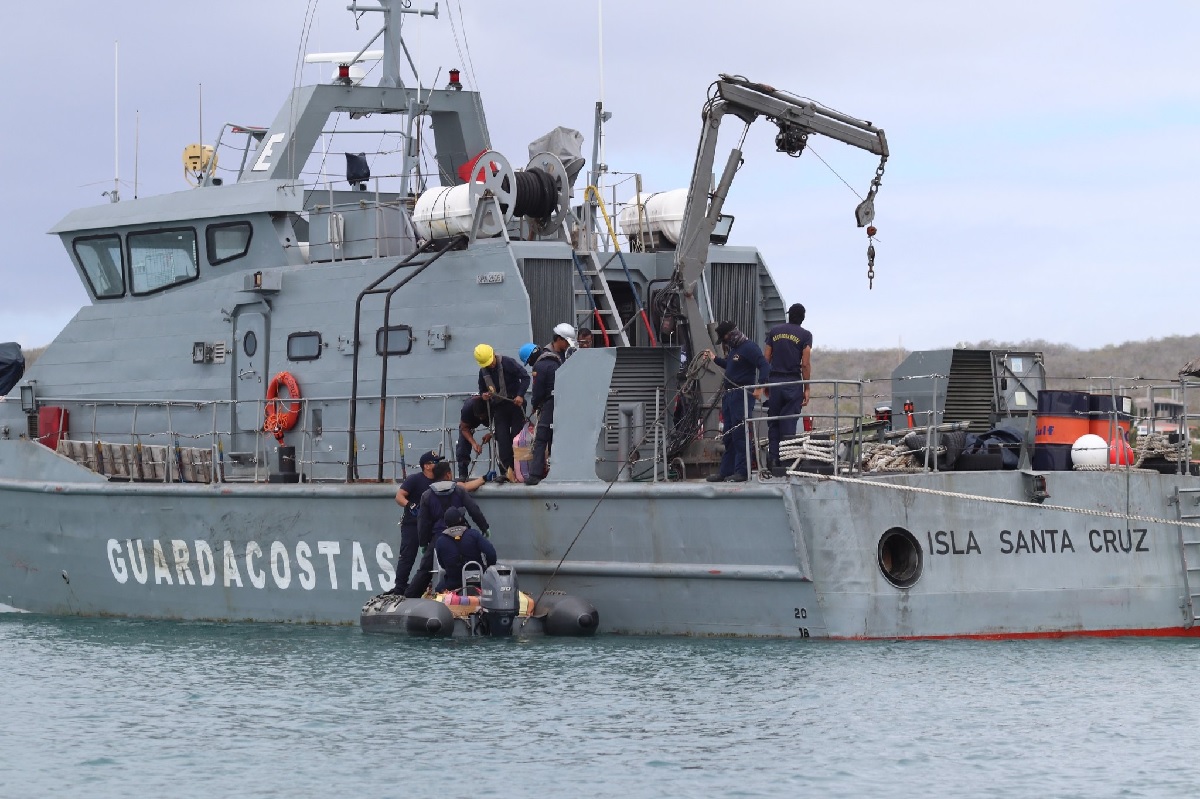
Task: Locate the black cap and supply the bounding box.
[787,303,806,323]
[418,450,440,466]
[444,506,466,526]
[715,320,736,339]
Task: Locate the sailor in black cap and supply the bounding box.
[388,450,441,595]
[703,320,770,482]
[764,303,812,469]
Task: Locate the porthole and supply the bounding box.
[878,526,922,588]
[287,331,322,361]
[375,324,413,356]
[243,330,258,357]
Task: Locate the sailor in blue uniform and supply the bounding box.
[455,395,493,480]
[406,461,490,598]
[433,506,498,592]
[525,328,572,486]
[764,303,813,469]
[474,343,530,482]
[704,320,770,482]
[388,449,441,595]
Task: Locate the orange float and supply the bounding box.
[263,372,301,442]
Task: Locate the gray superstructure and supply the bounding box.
[3,1,1200,638]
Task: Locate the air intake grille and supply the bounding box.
[517,258,573,346]
[603,348,677,449]
[710,262,760,340]
[944,350,996,432]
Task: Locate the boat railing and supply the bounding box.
[741,378,871,476]
[30,389,478,485]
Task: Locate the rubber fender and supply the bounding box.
[360,596,454,637]
[538,594,599,637]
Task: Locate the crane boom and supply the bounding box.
[657,74,888,458]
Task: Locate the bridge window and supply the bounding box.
[73,234,125,298]
[287,331,322,361]
[129,228,198,295]
[206,221,253,265]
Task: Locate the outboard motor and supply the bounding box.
[479,564,519,637]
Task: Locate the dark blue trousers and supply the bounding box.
[767,382,804,465]
[455,432,473,480]
[393,522,419,594]
[719,391,756,478]
[530,399,554,480]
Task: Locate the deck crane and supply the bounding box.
[656,74,889,456]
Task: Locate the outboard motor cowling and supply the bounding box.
[480,565,519,637]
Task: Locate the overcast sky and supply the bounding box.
[1,1,1197,351]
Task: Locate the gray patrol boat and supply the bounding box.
[3,1,1200,638]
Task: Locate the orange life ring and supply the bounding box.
[263,371,301,442]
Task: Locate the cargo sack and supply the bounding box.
[512,423,535,483]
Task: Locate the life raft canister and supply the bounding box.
[263,372,301,442]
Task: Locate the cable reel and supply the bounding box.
[522,151,572,236]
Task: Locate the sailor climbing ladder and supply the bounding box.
[1174,485,1200,622]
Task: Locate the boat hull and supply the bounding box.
[3,439,1199,638]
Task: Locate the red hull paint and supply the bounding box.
[839,627,1200,641]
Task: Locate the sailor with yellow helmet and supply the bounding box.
[473,343,530,483]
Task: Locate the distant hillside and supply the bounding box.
[820,335,1200,384]
[22,346,46,367]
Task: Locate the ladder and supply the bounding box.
[574,185,661,347]
[1174,486,1200,622]
[571,250,629,347]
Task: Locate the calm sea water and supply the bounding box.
[3,615,1200,798]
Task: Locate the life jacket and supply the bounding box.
[480,359,510,400]
[440,524,469,540]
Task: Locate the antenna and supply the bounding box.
[597,0,605,195]
[110,41,120,203]
[198,83,203,146]
[134,110,140,199]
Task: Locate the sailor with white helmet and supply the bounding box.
[525,323,573,485]
[553,322,578,359]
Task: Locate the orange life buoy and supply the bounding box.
[263,371,301,442]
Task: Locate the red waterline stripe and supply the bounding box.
[835,626,1200,642]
